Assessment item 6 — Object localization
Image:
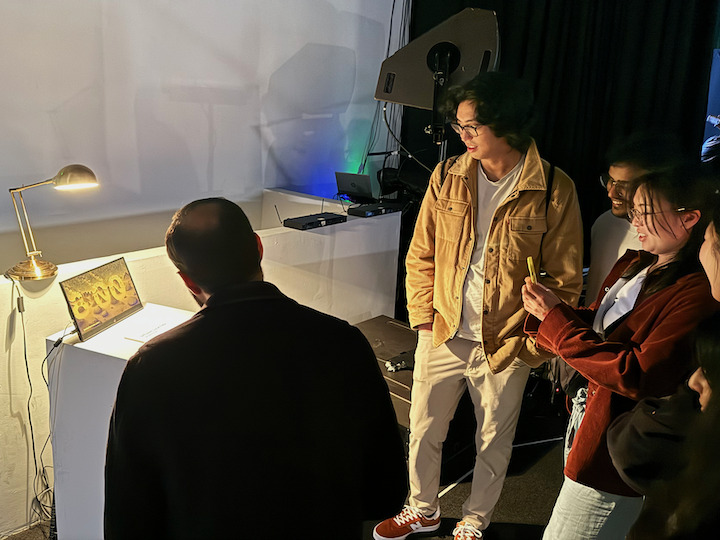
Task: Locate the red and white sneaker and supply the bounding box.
[452,521,483,540]
[372,505,441,540]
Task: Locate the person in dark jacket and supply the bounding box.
[104,197,408,540]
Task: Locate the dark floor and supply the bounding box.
[359,440,564,540]
[361,384,568,540]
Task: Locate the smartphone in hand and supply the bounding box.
[527,256,537,284]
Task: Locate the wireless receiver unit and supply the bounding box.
[283,212,347,231]
[347,202,403,217]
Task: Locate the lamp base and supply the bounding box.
[6,258,58,280]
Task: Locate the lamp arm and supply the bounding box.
[10,191,37,257]
[9,179,55,193]
[8,180,54,258]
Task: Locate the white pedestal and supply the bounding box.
[47,303,194,540]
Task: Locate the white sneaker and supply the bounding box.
[452,520,482,540]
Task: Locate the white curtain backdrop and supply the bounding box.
[0,0,404,231]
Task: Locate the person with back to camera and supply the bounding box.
[522,164,720,539]
[372,71,583,540]
[103,198,408,540]
[607,190,720,539]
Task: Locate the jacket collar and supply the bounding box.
[202,280,286,311]
[515,140,546,192]
[448,139,547,194]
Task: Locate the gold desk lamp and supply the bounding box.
[6,164,99,280]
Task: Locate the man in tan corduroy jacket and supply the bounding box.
[373,72,583,540]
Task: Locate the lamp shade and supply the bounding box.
[52,164,99,191]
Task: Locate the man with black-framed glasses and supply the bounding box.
[373,72,583,540]
[586,133,683,310]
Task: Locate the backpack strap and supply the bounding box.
[545,163,555,213]
[439,155,462,188]
[538,163,555,271]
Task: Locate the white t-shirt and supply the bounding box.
[457,157,524,340]
[584,210,642,307]
[592,267,648,339]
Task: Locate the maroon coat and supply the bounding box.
[526,250,719,496]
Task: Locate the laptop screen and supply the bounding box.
[335,172,379,203]
[59,257,143,341]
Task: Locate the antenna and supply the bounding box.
[274,205,283,225]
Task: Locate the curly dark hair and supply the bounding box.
[441,71,535,152]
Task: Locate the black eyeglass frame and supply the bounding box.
[599,174,633,194]
[627,207,690,223]
[449,122,483,137]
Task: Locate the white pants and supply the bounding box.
[543,476,644,539]
[408,333,531,530]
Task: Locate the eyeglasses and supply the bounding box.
[450,122,483,137]
[627,207,689,223]
[599,174,632,195]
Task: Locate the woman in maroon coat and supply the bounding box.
[522,166,720,539]
[614,197,720,539]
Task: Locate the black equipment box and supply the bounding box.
[347,202,403,218]
[355,316,416,428]
[283,212,347,230]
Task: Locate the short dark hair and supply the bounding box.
[442,71,535,152]
[606,132,683,172]
[165,198,260,293]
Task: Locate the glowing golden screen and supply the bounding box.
[59,258,142,341]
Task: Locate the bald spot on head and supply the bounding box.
[178,202,222,234]
[165,198,261,293]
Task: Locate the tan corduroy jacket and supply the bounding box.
[405,140,583,373]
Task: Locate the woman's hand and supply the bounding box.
[522,276,563,321]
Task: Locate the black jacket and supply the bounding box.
[104,281,408,539]
[607,384,699,495]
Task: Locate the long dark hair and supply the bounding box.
[623,164,717,296]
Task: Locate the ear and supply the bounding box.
[177,271,203,296]
[255,233,264,262]
[681,209,701,229]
